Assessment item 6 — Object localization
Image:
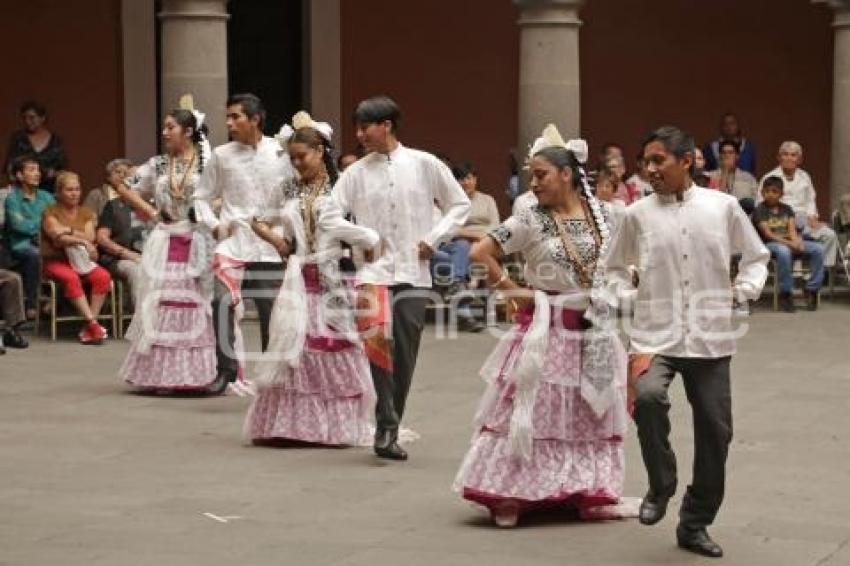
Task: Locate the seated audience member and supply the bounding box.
[626,153,653,200]
[759,141,838,269]
[754,176,824,312]
[692,147,710,187]
[83,158,133,217]
[0,268,29,353]
[4,156,55,319]
[703,112,757,174]
[604,154,636,204]
[708,139,759,215]
[595,168,626,234]
[96,194,143,301]
[431,162,499,332]
[337,153,359,172]
[40,171,112,344]
[4,100,68,193]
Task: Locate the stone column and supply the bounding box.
[818,0,850,210]
[307,0,343,149]
[515,0,584,158]
[122,0,157,162]
[159,0,229,145]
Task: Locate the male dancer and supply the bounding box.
[333,96,470,460]
[605,126,768,558]
[195,93,294,390]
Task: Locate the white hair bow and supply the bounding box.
[275,111,334,148]
[526,124,588,164]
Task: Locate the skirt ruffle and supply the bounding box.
[121,260,216,390]
[244,286,375,446]
[456,319,627,513]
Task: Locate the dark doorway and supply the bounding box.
[227,0,303,135]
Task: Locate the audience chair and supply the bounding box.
[35,279,118,341]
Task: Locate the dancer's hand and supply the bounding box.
[214,223,232,241]
[364,239,386,263]
[417,241,434,260]
[250,218,272,241]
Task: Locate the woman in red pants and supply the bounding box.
[41,171,112,344]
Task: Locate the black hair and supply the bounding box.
[533,146,584,193]
[337,153,358,170]
[167,108,208,172]
[642,125,696,174]
[762,175,784,192]
[602,142,623,155]
[12,154,39,176]
[290,127,339,186]
[20,100,47,117]
[718,139,740,154]
[226,93,266,129]
[353,96,400,133]
[452,162,476,181]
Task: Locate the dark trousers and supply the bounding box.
[212,261,283,380]
[633,355,733,530]
[10,244,40,310]
[371,286,428,433]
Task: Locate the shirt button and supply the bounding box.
[684,280,690,286]
[682,228,687,235]
[683,254,688,260]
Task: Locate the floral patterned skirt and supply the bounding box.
[243,275,375,446]
[455,318,627,515]
[120,256,217,391]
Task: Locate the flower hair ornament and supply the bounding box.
[178,93,211,168]
[275,111,334,149]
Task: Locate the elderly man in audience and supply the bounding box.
[708,139,759,215]
[0,268,29,354]
[759,141,838,269]
[4,156,55,319]
[83,158,133,218]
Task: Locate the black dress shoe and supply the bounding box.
[3,329,29,349]
[205,374,229,396]
[638,492,669,525]
[375,441,408,461]
[374,429,408,461]
[805,290,819,311]
[677,525,723,558]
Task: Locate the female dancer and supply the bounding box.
[245,112,379,446]
[116,97,221,394]
[454,126,628,527]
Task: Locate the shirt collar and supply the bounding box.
[655,183,697,205]
[386,142,405,161]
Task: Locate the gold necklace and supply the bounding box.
[168,150,196,202]
[300,173,328,252]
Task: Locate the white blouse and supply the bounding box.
[490,204,607,310]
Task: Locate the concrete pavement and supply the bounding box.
[1,300,849,565]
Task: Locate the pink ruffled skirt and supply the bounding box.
[455,309,627,516]
[121,237,217,390]
[243,266,374,446]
